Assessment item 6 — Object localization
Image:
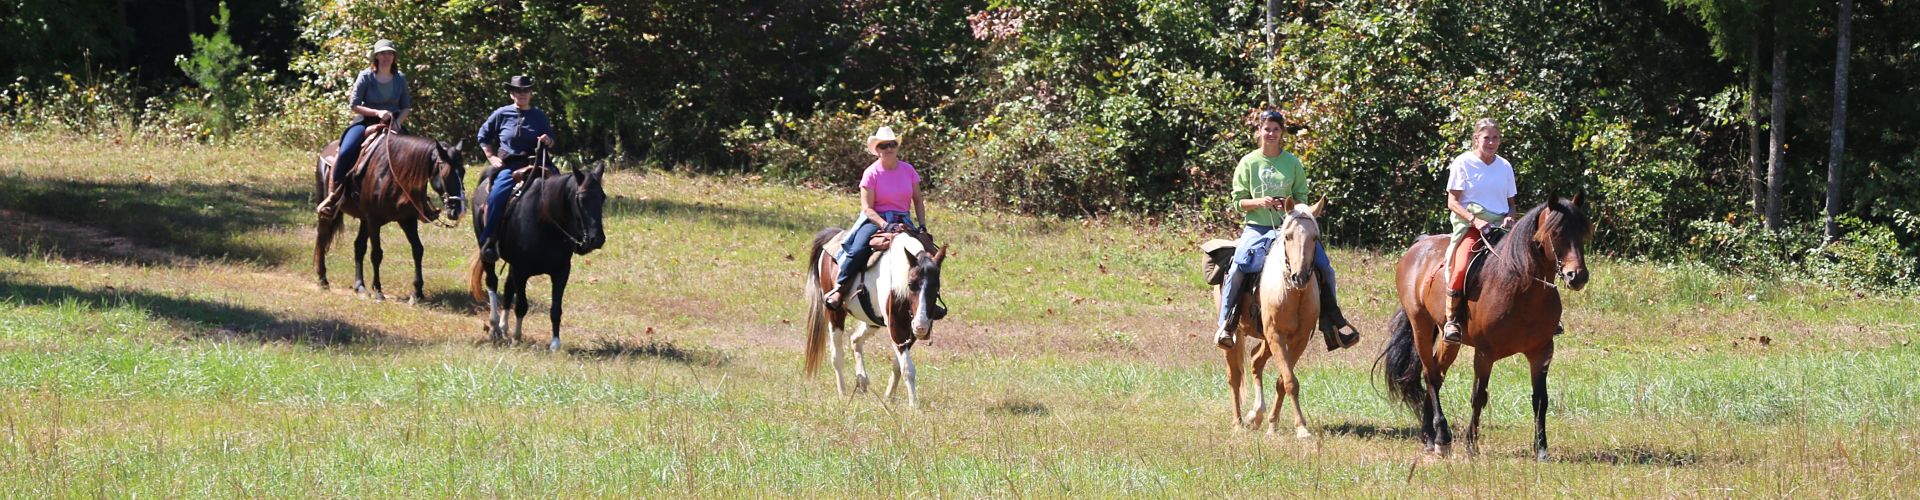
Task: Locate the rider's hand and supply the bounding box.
[1500,215,1516,228]
[538,134,554,147]
[487,155,503,169]
[377,110,394,123]
[1472,218,1491,232]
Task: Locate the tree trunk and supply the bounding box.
[1824,0,1853,242]
[1747,27,1766,221]
[1764,7,1788,233]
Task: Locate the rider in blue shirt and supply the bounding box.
[476,75,556,257]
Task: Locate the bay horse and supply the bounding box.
[1381,196,1591,460]
[465,163,608,351]
[1212,201,1325,438]
[801,227,949,408]
[312,131,467,303]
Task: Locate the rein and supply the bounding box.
[377,131,454,227]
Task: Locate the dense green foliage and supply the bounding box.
[1,0,1915,289]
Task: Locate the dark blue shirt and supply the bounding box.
[476,105,553,158]
[349,70,411,126]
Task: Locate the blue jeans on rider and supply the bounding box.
[478,157,542,246]
[333,123,368,186]
[1216,224,1336,327]
[834,211,915,288]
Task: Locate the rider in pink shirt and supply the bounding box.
[825,126,929,310]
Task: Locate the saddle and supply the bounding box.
[317,126,393,180]
[824,227,933,327]
[1447,226,1507,297]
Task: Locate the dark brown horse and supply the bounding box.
[1381,196,1591,460]
[312,131,466,302]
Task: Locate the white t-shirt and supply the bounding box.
[1445,152,1517,216]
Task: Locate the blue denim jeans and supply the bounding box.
[1217,224,1337,326]
[332,123,368,186]
[834,211,915,287]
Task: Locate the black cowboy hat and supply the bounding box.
[505,75,535,91]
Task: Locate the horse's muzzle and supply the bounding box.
[1563,269,1589,291]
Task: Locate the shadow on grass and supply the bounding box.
[0,172,306,264]
[1322,421,1422,440]
[0,278,384,346]
[986,397,1051,417]
[607,196,841,234]
[566,336,730,367]
[1551,445,1728,467]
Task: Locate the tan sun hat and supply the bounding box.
[866,126,900,150]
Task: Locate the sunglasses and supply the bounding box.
[876,141,899,150]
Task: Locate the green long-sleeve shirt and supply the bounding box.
[1230,150,1311,228]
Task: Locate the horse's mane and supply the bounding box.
[1484,199,1585,286]
[378,134,446,189]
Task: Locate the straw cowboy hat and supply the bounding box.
[866,126,900,151]
[369,39,397,58]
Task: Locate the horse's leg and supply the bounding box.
[893,344,919,409]
[314,212,344,289]
[546,267,569,352]
[1246,336,1270,431]
[1464,350,1495,457]
[1224,332,1247,431]
[352,221,370,296]
[1406,309,1448,454]
[1425,354,1457,457]
[828,319,850,396]
[848,323,871,393]
[484,260,504,342]
[1273,324,1313,439]
[401,219,426,304]
[507,272,530,343]
[1526,344,1555,461]
[367,222,386,301]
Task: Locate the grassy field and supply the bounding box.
[1,134,1916,496]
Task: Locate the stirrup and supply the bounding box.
[823,285,849,312]
[1213,326,1235,349]
[1441,321,1464,345]
[1322,323,1360,351]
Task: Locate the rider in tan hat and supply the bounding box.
[318,39,413,217]
[824,126,929,310]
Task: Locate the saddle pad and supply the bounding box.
[1199,238,1236,285]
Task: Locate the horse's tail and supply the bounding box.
[1377,307,1427,414]
[312,155,324,204]
[467,249,487,305]
[803,227,843,377]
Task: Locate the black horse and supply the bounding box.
[466,163,608,350]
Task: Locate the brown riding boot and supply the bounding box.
[1317,272,1361,351]
[315,182,347,218]
[823,282,851,312]
[1441,291,1467,344]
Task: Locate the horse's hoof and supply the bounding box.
[1534,449,1550,462]
[1295,426,1313,439]
[853,376,870,394]
[1434,444,1452,458]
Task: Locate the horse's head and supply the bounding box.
[1535,194,1593,291]
[1278,198,1325,290]
[908,243,949,340]
[567,163,609,254]
[433,140,468,221]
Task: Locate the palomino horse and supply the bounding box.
[1212,201,1325,437]
[1381,197,1591,460]
[801,227,948,408]
[313,131,466,302]
[465,164,608,350]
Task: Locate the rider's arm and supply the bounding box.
[1447,190,1477,221]
[912,183,928,229]
[860,188,887,227]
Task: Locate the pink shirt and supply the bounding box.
[859,160,920,213]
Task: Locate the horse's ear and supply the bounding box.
[1570,192,1584,207]
[1309,197,1326,217]
[590,163,606,178]
[936,244,949,262]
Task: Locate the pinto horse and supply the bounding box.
[1381,197,1591,460]
[801,227,948,408]
[1212,201,1326,437]
[313,132,466,302]
[465,164,608,351]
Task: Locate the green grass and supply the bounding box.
[1,133,1917,496]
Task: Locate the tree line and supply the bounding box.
[2,0,1915,289]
